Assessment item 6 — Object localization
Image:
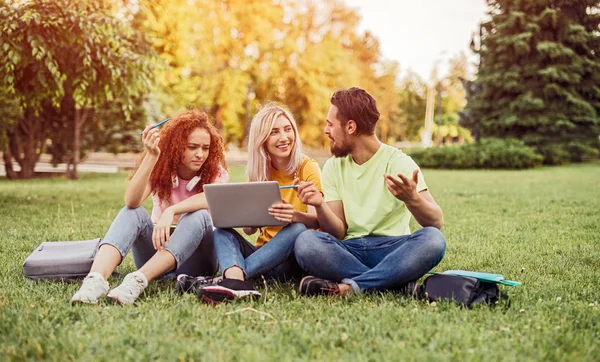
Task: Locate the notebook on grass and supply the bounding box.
[428,270,521,286]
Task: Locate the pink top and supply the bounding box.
[151,167,229,223]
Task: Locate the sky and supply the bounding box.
[343,0,488,81]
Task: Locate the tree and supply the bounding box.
[135,0,287,143]
[0,0,158,179]
[0,88,23,179]
[465,0,600,164]
[133,0,401,149]
[397,71,428,141]
[442,52,469,116]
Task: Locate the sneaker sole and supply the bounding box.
[200,286,261,305]
[71,298,100,305]
[107,293,131,306]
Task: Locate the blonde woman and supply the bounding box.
[198,103,322,304]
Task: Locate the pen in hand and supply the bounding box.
[140,117,171,135]
[279,185,298,190]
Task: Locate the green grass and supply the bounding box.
[1,163,599,361]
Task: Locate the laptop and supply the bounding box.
[204,181,287,228]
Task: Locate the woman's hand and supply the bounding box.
[269,200,294,224]
[142,126,161,157]
[153,207,175,250]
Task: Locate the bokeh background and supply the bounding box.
[1,0,599,179]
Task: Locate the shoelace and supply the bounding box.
[195,277,212,285]
[124,274,146,296]
[80,275,105,293]
[196,276,222,286]
[322,286,340,295]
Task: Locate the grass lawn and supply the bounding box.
[1,163,599,361]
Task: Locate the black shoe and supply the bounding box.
[298,276,340,296]
[199,279,261,305]
[176,274,222,295]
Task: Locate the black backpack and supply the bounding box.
[418,273,508,308]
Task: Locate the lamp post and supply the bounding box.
[421,84,435,148]
[422,56,443,148]
[435,81,444,147]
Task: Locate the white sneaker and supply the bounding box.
[71,272,109,304]
[107,271,148,305]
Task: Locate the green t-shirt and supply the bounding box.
[321,143,427,240]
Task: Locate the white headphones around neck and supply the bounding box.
[186,175,201,191]
[172,174,201,191]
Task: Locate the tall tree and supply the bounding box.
[465,0,600,164]
[397,71,428,141]
[0,0,157,178]
[442,52,469,116]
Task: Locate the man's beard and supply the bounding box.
[330,140,351,158]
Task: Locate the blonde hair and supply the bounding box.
[247,102,304,181]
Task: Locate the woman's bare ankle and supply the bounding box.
[224,266,245,280]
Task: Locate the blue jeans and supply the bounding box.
[100,206,218,278]
[294,227,446,294]
[214,223,307,282]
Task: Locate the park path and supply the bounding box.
[0,148,331,176]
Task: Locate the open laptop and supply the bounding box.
[204,181,287,228]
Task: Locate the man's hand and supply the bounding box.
[153,207,175,250]
[384,169,420,203]
[269,200,294,223]
[295,179,323,207]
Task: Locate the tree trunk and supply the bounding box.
[2,147,17,180]
[67,108,89,180]
[8,109,46,179]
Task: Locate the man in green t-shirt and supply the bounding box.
[294,87,446,296]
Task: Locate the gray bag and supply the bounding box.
[22,239,101,281]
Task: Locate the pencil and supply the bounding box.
[140,117,171,135]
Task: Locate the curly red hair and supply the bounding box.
[131,109,227,203]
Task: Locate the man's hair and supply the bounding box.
[330,87,380,135]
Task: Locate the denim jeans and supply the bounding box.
[214,223,307,282]
[100,206,218,278]
[294,227,446,294]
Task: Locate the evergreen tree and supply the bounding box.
[465,0,600,164]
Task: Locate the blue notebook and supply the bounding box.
[428,270,521,287]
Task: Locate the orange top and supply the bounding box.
[255,156,322,247]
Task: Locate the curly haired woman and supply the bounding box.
[71,109,228,305]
